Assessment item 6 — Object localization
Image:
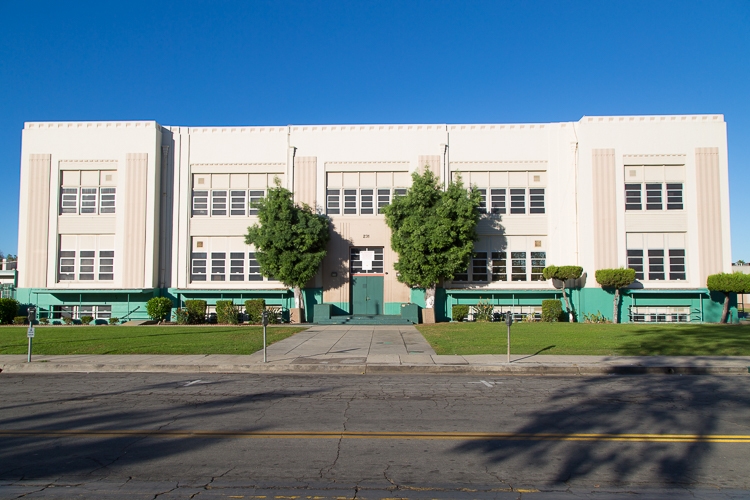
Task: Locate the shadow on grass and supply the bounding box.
[615,324,750,356]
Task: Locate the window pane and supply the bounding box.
[490,189,506,215]
[79,251,95,280]
[191,252,207,281]
[511,251,527,281]
[666,183,683,210]
[326,189,340,215]
[625,184,642,211]
[393,188,407,197]
[192,190,208,216]
[627,249,644,280]
[61,188,78,214]
[648,249,665,280]
[529,189,545,214]
[476,188,487,212]
[530,251,546,281]
[646,183,662,210]
[80,188,97,214]
[491,251,507,281]
[230,190,246,216]
[669,248,686,280]
[377,189,391,214]
[59,250,76,281]
[100,187,116,214]
[343,189,357,215]
[229,251,244,281]
[510,189,526,214]
[248,252,262,281]
[249,190,264,215]
[211,252,226,281]
[472,252,488,282]
[211,191,227,216]
[360,189,374,215]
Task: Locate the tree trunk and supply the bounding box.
[561,286,574,322]
[293,286,303,311]
[424,285,436,309]
[612,288,620,324]
[721,293,730,323]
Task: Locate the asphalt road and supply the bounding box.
[1,373,749,499]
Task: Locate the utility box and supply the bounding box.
[400,303,421,324]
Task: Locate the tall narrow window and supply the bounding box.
[248,252,262,281]
[510,189,526,214]
[326,189,340,215]
[627,249,644,280]
[343,189,357,215]
[100,188,116,214]
[98,251,114,280]
[249,190,264,215]
[491,251,507,281]
[191,252,207,281]
[230,190,247,216]
[472,252,488,282]
[360,189,374,215]
[476,188,487,213]
[230,252,245,281]
[211,191,227,216]
[669,249,686,280]
[192,191,208,216]
[646,184,663,210]
[59,251,76,281]
[211,252,226,281]
[530,252,546,281]
[625,184,642,210]
[648,249,665,280]
[61,188,78,214]
[377,189,391,214]
[529,189,545,214]
[79,251,95,280]
[80,188,97,214]
[511,252,527,281]
[453,267,468,282]
[667,184,683,210]
[490,189,506,214]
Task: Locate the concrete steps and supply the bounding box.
[315,315,414,325]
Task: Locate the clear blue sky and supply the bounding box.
[1,1,748,259]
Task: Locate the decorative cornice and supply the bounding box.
[583,115,723,123]
[26,121,160,130]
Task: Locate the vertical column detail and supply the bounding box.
[122,153,149,288]
[695,147,723,284]
[591,149,618,270]
[418,155,441,180]
[23,154,51,287]
[294,156,317,208]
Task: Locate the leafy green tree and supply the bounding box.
[542,265,584,322]
[383,169,481,306]
[245,182,329,319]
[706,272,750,323]
[594,268,636,324]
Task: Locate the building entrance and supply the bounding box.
[350,247,384,315]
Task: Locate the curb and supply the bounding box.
[1,363,748,376]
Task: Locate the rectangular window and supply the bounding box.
[97,305,112,319]
[248,252,262,281]
[350,247,384,274]
[511,251,527,281]
[192,190,208,216]
[627,249,644,280]
[230,190,247,216]
[98,250,114,281]
[230,252,245,281]
[646,183,662,210]
[100,188,116,214]
[211,252,226,281]
[248,190,264,215]
[667,183,683,210]
[648,249,665,280]
[79,250,95,280]
[529,189,545,214]
[211,191,227,216]
[669,249,686,280]
[625,184,642,211]
[59,250,76,281]
[472,252,488,282]
[476,188,487,213]
[191,252,207,281]
[491,251,507,281]
[393,188,407,197]
[490,189,506,215]
[377,189,391,214]
[360,189,374,215]
[530,251,546,281]
[326,189,340,215]
[79,305,94,319]
[61,188,78,214]
[510,189,526,214]
[80,188,97,214]
[343,189,357,215]
[453,267,468,282]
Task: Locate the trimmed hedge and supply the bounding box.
[245,299,266,324]
[452,304,470,322]
[0,298,19,324]
[13,316,27,325]
[541,300,563,322]
[185,300,207,324]
[80,315,94,325]
[216,300,240,324]
[146,297,173,322]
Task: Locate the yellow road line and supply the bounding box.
[1,429,750,443]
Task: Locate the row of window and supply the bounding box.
[326,188,407,215]
[192,189,266,217]
[454,251,546,282]
[474,188,545,215]
[58,250,114,281]
[191,252,276,282]
[627,248,686,281]
[625,183,683,211]
[52,305,112,320]
[61,187,116,215]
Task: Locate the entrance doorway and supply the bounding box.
[350,247,384,315]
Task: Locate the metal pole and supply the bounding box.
[506,323,510,363]
[27,337,32,363]
[263,323,267,363]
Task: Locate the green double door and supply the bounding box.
[351,275,384,315]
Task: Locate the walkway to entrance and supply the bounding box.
[248,325,436,365]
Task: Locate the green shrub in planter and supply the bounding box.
[245,299,265,324]
[474,299,494,322]
[13,316,27,325]
[541,300,563,322]
[0,298,19,324]
[63,317,73,325]
[452,304,470,322]
[173,308,189,325]
[216,300,240,324]
[146,297,173,322]
[80,315,94,325]
[109,317,119,325]
[185,300,207,324]
[40,317,49,325]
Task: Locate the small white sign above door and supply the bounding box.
[360,250,375,271]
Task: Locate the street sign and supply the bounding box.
[27,327,35,338]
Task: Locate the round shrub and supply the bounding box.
[13,316,27,325]
[541,299,563,322]
[146,297,173,322]
[80,315,94,325]
[0,298,20,324]
[452,304,470,322]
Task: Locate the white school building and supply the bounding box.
[15,114,734,323]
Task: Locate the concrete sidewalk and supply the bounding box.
[1,324,749,375]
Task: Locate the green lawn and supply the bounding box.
[0,325,307,355]
[417,322,750,356]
